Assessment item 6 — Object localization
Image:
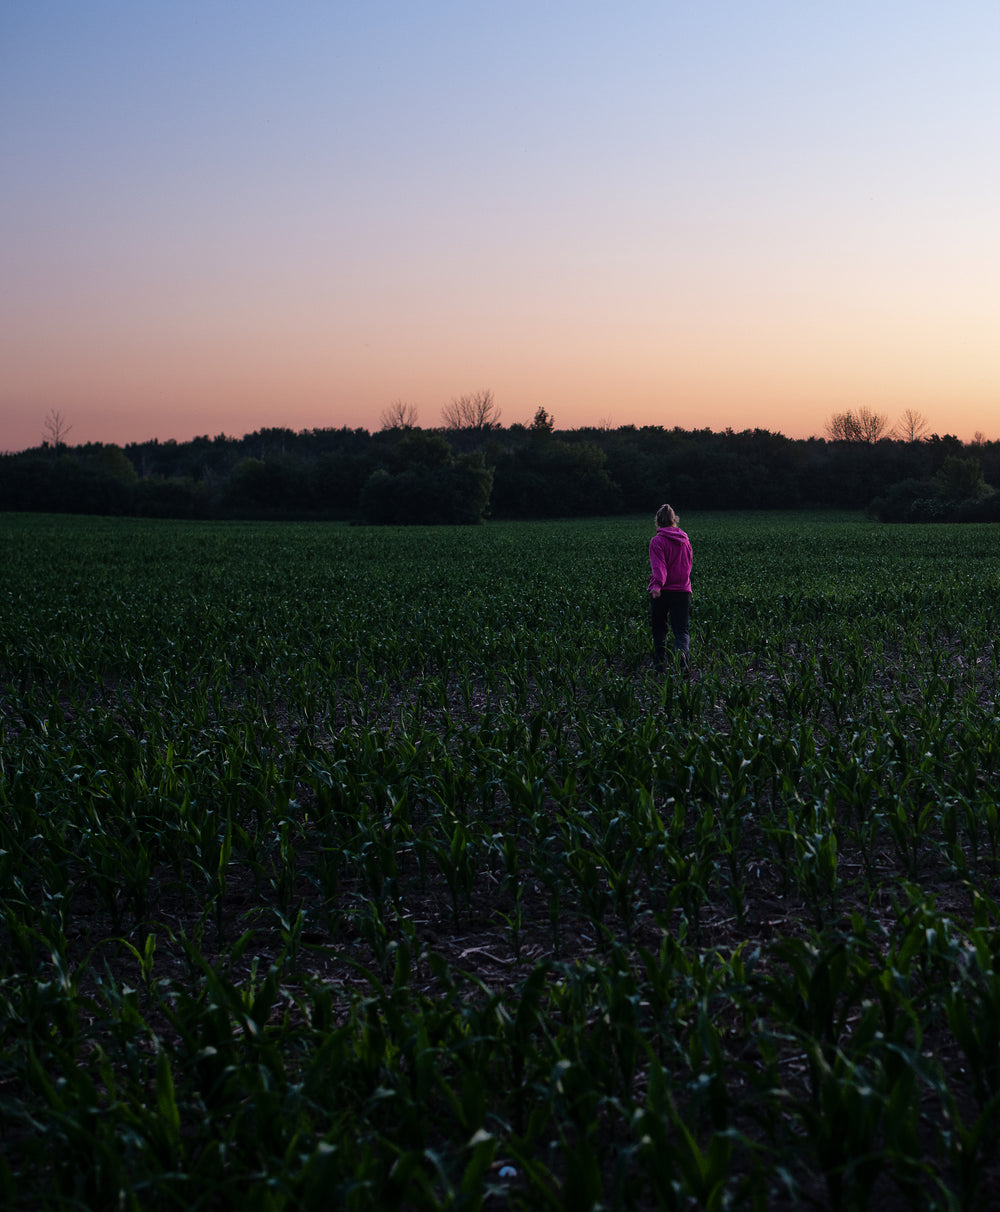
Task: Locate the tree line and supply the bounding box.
[2,400,998,523]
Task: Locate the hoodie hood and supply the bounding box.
[656,526,689,544]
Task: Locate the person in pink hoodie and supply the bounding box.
[647,503,693,673]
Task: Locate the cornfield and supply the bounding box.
[2,511,1000,1210]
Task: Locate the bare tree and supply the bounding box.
[441,389,501,435]
[855,406,889,444]
[43,409,72,452]
[826,406,888,444]
[379,399,419,431]
[972,430,987,447]
[894,408,929,443]
[826,410,861,442]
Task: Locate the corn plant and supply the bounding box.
[2,511,1000,1207]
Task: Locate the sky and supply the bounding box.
[3,1,999,453]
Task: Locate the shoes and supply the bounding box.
[650,649,696,680]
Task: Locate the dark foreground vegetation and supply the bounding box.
[3,413,999,523]
[3,511,1000,1208]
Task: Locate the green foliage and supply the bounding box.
[491,437,620,516]
[359,454,493,524]
[134,474,211,518]
[6,422,998,521]
[866,477,934,522]
[870,455,994,522]
[394,430,455,468]
[529,406,555,436]
[227,455,304,511]
[954,490,1000,522]
[1,511,1000,1205]
[311,449,378,511]
[934,455,990,503]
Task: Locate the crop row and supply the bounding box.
[2,511,1000,1208]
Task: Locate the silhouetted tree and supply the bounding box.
[394,431,454,468]
[134,476,210,518]
[826,407,889,444]
[491,437,619,517]
[359,449,493,524]
[441,390,501,438]
[529,407,555,437]
[226,456,305,512]
[894,408,929,443]
[379,400,419,430]
[933,455,990,503]
[43,409,72,453]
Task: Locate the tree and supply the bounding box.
[894,409,929,443]
[827,411,859,442]
[855,407,889,444]
[94,444,138,483]
[226,456,302,510]
[43,409,72,452]
[529,406,554,437]
[441,389,501,436]
[933,455,990,503]
[359,453,493,524]
[490,437,620,517]
[826,406,888,444]
[395,431,453,468]
[379,399,418,431]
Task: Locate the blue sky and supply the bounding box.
[3,2,999,450]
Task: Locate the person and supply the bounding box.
[647,503,693,674]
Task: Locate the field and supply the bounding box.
[2,510,1000,1210]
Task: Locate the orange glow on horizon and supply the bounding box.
[3,7,998,454]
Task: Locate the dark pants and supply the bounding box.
[649,591,690,662]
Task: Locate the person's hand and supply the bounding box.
[649,587,661,599]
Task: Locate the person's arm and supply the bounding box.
[648,537,667,597]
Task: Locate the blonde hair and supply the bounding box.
[655,503,678,527]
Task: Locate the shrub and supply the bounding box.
[134,476,211,519]
[867,478,934,522]
[359,457,493,524]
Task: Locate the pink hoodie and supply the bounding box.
[648,526,693,594]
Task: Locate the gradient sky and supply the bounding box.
[3,1,999,452]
